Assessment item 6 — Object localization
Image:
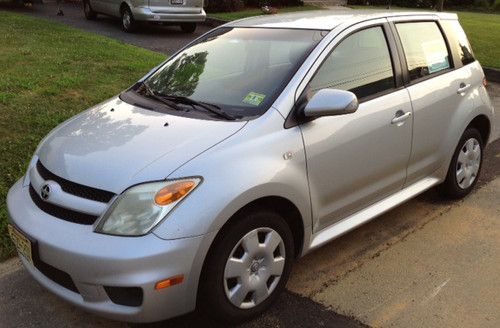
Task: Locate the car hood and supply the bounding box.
[37,97,246,194]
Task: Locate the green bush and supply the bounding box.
[493,0,500,10]
[473,0,490,7]
[205,0,244,13]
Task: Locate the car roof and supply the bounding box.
[225,9,458,30]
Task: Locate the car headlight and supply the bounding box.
[95,178,201,236]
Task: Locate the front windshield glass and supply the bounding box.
[136,28,325,119]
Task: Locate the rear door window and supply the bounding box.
[396,22,451,81]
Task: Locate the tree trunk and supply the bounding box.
[436,0,445,11]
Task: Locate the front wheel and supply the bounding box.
[198,209,294,323]
[180,22,197,33]
[83,0,97,20]
[121,6,137,33]
[439,128,483,199]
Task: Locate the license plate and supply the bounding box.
[171,0,184,5]
[8,225,34,266]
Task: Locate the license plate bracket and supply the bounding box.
[8,224,35,266]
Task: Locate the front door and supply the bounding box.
[300,25,413,232]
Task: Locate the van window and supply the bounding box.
[396,22,451,81]
[308,26,395,100]
[441,20,475,66]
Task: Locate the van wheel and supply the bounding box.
[180,23,197,33]
[121,6,137,33]
[198,209,294,323]
[83,0,97,20]
[439,128,483,199]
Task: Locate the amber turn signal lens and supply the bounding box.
[154,181,195,206]
[155,275,184,290]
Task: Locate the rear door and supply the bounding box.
[390,17,475,185]
[299,21,413,232]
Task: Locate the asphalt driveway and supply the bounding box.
[4,0,213,55]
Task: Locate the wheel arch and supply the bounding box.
[466,114,491,145]
[120,1,130,14]
[207,196,305,262]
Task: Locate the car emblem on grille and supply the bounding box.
[40,184,51,201]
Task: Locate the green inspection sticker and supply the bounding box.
[243,92,266,106]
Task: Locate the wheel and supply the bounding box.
[198,208,294,323]
[180,22,197,33]
[121,6,137,33]
[439,128,483,199]
[83,0,97,20]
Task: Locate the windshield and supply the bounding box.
[126,28,325,120]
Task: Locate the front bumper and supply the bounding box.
[131,7,206,23]
[7,179,215,323]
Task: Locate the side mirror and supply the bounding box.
[303,89,359,118]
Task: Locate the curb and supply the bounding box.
[484,67,500,83]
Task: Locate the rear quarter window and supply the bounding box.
[396,22,451,81]
[440,20,476,67]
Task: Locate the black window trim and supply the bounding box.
[285,21,403,129]
[391,19,456,87]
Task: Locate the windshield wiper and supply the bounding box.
[136,82,183,112]
[160,95,236,121]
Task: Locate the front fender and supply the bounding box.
[152,109,312,241]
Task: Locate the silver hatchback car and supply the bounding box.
[7,10,495,324]
[83,0,205,33]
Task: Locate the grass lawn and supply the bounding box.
[456,12,500,68]
[0,11,165,261]
[208,4,322,21]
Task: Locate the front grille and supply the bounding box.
[36,160,115,203]
[29,184,99,225]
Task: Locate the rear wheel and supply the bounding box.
[180,22,197,33]
[198,209,294,323]
[439,128,483,199]
[83,0,97,20]
[121,6,137,33]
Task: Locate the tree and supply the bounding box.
[436,0,445,11]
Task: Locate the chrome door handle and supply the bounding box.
[391,111,412,125]
[457,83,471,95]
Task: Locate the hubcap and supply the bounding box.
[456,137,481,189]
[224,227,286,309]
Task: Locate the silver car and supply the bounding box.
[82,0,206,33]
[7,10,495,323]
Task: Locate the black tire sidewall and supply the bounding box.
[442,128,483,198]
[198,209,294,323]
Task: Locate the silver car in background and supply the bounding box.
[7,10,495,324]
[83,0,205,33]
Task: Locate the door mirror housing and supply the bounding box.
[303,89,359,118]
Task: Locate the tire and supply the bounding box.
[180,22,197,33]
[121,6,137,33]
[83,0,97,20]
[439,128,483,199]
[198,208,294,323]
